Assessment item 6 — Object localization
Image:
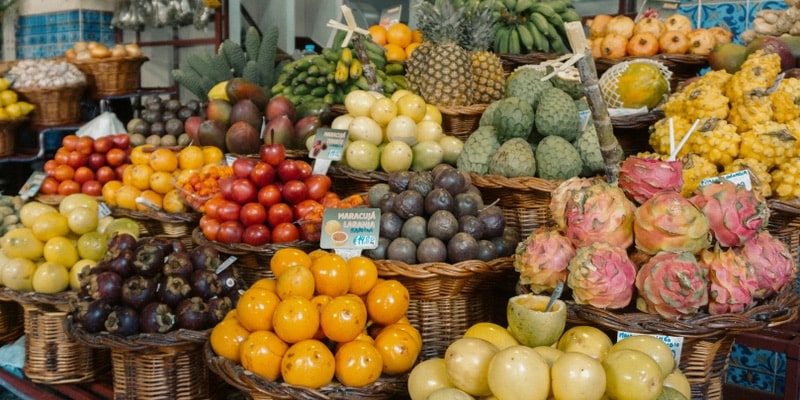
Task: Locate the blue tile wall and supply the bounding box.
[677,0,788,44]
[15,9,115,60]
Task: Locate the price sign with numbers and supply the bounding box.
[320,208,379,250]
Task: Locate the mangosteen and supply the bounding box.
[379,192,397,214]
[121,275,157,310]
[431,163,454,180]
[167,238,186,253]
[138,236,173,253]
[387,237,418,265]
[133,243,167,277]
[433,168,467,195]
[189,244,221,271]
[476,240,498,261]
[364,237,390,260]
[105,306,140,336]
[158,274,192,307]
[88,271,123,301]
[107,232,138,255]
[379,212,404,240]
[215,267,241,295]
[367,183,391,208]
[416,237,448,263]
[427,210,459,242]
[447,232,479,263]
[175,296,211,330]
[458,215,485,240]
[163,252,194,280]
[478,205,506,238]
[77,298,114,333]
[393,190,424,219]
[424,188,453,215]
[139,303,175,334]
[388,171,415,193]
[107,248,135,279]
[207,296,234,325]
[453,192,484,218]
[190,269,223,299]
[407,171,433,197]
[400,216,428,245]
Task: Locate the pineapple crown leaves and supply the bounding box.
[462,1,498,51]
[415,0,499,50]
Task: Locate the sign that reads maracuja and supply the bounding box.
[320,207,379,250]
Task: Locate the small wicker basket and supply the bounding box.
[71,56,148,98]
[439,103,488,142]
[15,83,86,126]
[498,52,568,75]
[767,199,800,264]
[0,300,23,344]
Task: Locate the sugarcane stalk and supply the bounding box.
[351,34,382,93]
[564,22,621,183]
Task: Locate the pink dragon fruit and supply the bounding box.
[563,181,636,249]
[635,251,709,320]
[567,242,637,309]
[700,245,758,314]
[618,156,684,204]
[735,231,797,299]
[634,190,711,255]
[689,181,769,247]
[514,227,577,294]
[549,176,598,231]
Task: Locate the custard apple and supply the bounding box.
[535,136,582,180]
[488,138,536,178]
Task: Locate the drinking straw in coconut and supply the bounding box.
[669,119,701,161]
[669,117,675,158]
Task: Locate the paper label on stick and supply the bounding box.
[699,170,752,190]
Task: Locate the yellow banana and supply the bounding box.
[335,60,349,84]
[207,80,229,101]
[349,59,363,80]
[341,47,353,66]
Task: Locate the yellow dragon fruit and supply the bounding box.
[618,156,684,204]
[567,242,637,309]
[549,176,598,231]
[689,180,769,247]
[635,251,709,320]
[735,231,797,299]
[633,190,710,255]
[700,245,758,314]
[514,227,576,294]
[563,180,636,249]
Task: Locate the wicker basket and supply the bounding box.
[110,207,200,239]
[15,83,86,126]
[0,300,24,343]
[65,316,217,400]
[611,110,664,156]
[0,118,27,157]
[595,53,708,91]
[439,103,488,141]
[498,52,568,75]
[375,257,516,359]
[204,342,407,400]
[71,56,148,98]
[328,165,389,198]
[563,282,800,400]
[192,227,318,287]
[767,199,800,264]
[469,173,561,238]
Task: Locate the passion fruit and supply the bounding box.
[407,172,434,197]
[387,237,418,264]
[401,216,428,245]
[477,240,498,261]
[424,188,454,215]
[380,212,404,240]
[479,205,506,238]
[417,237,448,263]
[364,237,390,260]
[433,168,466,196]
[458,215,485,240]
[454,192,483,218]
[368,183,391,208]
[388,171,415,193]
[447,232,479,263]
[393,190,425,219]
[427,210,459,242]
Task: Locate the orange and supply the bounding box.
[366,279,410,326]
[162,189,187,213]
[178,145,204,170]
[335,340,384,387]
[381,322,422,351]
[202,146,224,165]
[384,43,406,63]
[135,190,163,211]
[270,247,312,278]
[272,296,320,344]
[368,25,387,46]
[115,184,141,210]
[386,23,412,48]
[250,278,278,292]
[149,148,179,172]
[275,265,315,300]
[411,29,423,44]
[149,171,175,194]
[128,164,154,190]
[320,294,367,343]
[405,42,421,59]
[346,256,378,296]
[307,249,329,261]
[310,294,334,339]
[374,325,420,375]
[281,339,335,389]
[129,145,154,165]
[310,253,350,297]
[239,330,288,381]
[101,180,123,206]
[209,317,251,363]
[236,287,281,332]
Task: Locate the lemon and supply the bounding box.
[0,78,9,91]
[4,103,21,119]
[0,90,18,107]
[43,237,79,267]
[0,108,9,120]
[17,101,34,115]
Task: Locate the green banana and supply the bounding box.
[496,26,511,53]
[559,9,582,23]
[548,29,569,53]
[321,47,341,63]
[516,24,535,51]
[529,13,552,38]
[541,1,568,13]
[530,3,559,21]
[503,0,517,12]
[514,0,534,14]
[340,47,353,66]
[385,63,404,75]
[527,21,549,53]
[508,28,521,54]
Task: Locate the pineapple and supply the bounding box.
[462,4,504,104]
[406,0,473,107]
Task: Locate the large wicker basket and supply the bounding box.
[71,56,148,98]
[0,296,24,344]
[111,206,200,246]
[375,257,516,359]
[498,52,568,75]
[15,83,86,126]
[328,165,388,198]
[766,199,800,264]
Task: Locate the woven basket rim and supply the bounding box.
[65,315,209,351]
[437,103,488,116]
[34,194,102,206]
[14,82,87,94]
[611,109,665,130]
[70,56,149,65]
[498,52,567,64]
[203,341,407,399]
[469,172,563,192]
[192,226,317,255]
[375,257,513,280]
[111,206,201,223]
[0,287,76,305]
[328,164,389,182]
[564,281,800,339]
[768,198,800,215]
[595,53,709,68]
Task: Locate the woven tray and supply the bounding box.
[71,56,148,98]
[469,173,561,238]
[15,83,86,126]
[110,206,200,238]
[328,165,388,198]
[439,103,488,142]
[204,341,408,400]
[375,257,516,359]
[595,53,708,90]
[611,109,664,156]
[0,287,77,306]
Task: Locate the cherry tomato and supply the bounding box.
[217,200,242,222]
[239,202,267,226]
[242,224,271,246]
[200,215,221,241]
[40,177,60,195]
[304,175,332,201]
[216,220,244,244]
[258,184,282,209]
[76,136,94,155]
[294,199,323,220]
[204,196,226,220]
[272,222,300,243]
[267,203,294,228]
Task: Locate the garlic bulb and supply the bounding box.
[8,60,87,89]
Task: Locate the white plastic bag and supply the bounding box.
[76,112,127,139]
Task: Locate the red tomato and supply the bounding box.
[54,147,70,165]
[242,224,271,246]
[76,136,94,155]
[58,179,81,195]
[281,180,308,205]
[93,137,113,154]
[240,202,267,226]
[73,166,95,184]
[67,150,87,169]
[40,177,60,195]
[250,162,276,187]
[217,200,242,222]
[204,197,225,220]
[304,175,332,201]
[217,220,244,244]
[321,192,341,208]
[111,134,131,149]
[62,134,79,151]
[95,166,116,184]
[87,153,107,170]
[44,160,58,176]
[258,184,282,209]
[272,222,300,243]
[230,178,257,204]
[294,199,322,220]
[106,148,127,167]
[268,203,294,228]
[81,180,103,196]
[296,160,312,180]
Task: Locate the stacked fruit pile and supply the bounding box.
[210,248,421,390]
[126,96,203,148]
[71,235,240,335]
[41,134,132,197]
[491,0,581,54]
[0,195,23,236]
[0,77,34,120]
[408,321,692,400]
[367,22,422,63]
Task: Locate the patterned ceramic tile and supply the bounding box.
[677,1,788,43]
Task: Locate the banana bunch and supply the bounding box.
[489,0,581,54]
[0,195,23,236]
[271,31,404,106]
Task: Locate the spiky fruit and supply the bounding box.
[618,156,684,204]
[700,245,757,314]
[689,117,740,168]
[514,227,576,294]
[660,80,729,121]
[633,190,710,255]
[635,251,709,320]
[726,50,782,101]
[728,94,774,133]
[738,121,797,169]
[735,231,797,299]
[567,242,637,309]
[680,154,718,198]
[723,158,772,198]
[689,180,769,247]
[769,77,800,123]
[649,116,694,158]
[463,5,504,104]
[549,177,598,231]
[563,181,636,249]
[770,157,800,200]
